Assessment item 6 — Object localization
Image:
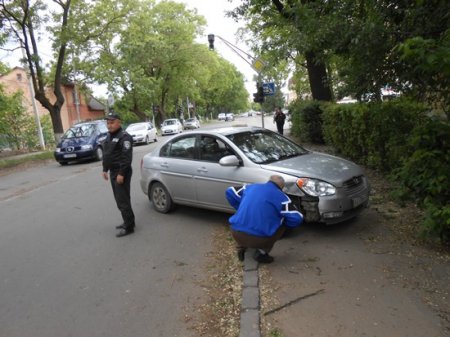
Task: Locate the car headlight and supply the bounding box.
[55,148,61,153]
[296,178,336,196]
[81,144,93,150]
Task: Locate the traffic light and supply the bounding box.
[253,83,264,103]
[208,34,215,50]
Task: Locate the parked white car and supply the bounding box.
[126,122,157,145]
[183,118,200,129]
[161,119,183,136]
[218,113,226,121]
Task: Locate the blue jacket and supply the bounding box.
[226,181,303,237]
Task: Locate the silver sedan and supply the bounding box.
[140,126,370,224]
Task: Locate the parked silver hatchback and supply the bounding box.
[140,126,370,224]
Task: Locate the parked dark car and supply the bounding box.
[54,120,108,165]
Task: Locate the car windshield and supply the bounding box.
[127,124,146,131]
[186,119,195,122]
[63,124,96,138]
[227,130,308,164]
[164,120,176,125]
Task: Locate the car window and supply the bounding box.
[98,122,108,134]
[160,136,196,159]
[64,124,96,138]
[164,120,175,126]
[227,130,308,164]
[200,136,233,162]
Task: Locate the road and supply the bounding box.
[0,136,224,337]
[0,115,273,337]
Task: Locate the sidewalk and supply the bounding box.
[236,126,449,337]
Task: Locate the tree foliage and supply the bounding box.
[0,84,34,149]
[0,0,74,139]
[230,0,450,111]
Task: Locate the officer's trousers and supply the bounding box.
[110,169,135,229]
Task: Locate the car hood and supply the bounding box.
[128,130,145,136]
[261,152,364,187]
[58,137,92,148]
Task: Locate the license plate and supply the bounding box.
[63,154,77,158]
[352,195,367,208]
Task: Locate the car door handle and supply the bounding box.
[197,167,208,173]
[160,162,169,168]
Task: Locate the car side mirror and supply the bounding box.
[219,155,240,167]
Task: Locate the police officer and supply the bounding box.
[102,113,135,237]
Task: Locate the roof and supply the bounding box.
[88,96,106,111]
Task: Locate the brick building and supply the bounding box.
[0,67,105,131]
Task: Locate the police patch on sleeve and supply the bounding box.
[124,140,131,150]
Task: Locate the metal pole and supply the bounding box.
[258,77,264,128]
[21,44,45,150]
[74,85,80,123]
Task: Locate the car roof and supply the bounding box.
[73,120,105,126]
[127,122,149,126]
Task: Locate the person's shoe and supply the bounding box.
[116,228,134,238]
[253,250,274,264]
[115,224,125,229]
[237,248,246,262]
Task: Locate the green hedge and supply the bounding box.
[391,119,450,244]
[289,98,449,245]
[289,100,325,144]
[322,99,427,171]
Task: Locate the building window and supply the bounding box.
[16,73,22,81]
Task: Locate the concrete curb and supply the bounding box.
[239,248,261,337]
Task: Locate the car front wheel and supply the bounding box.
[149,182,173,213]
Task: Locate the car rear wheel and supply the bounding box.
[95,147,103,161]
[149,182,173,213]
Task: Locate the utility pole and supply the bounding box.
[20,43,45,150]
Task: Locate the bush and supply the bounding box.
[322,99,427,171]
[391,119,450,245]
[289,100,325,143]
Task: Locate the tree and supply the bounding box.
[0,84,30,149]
[0,0,72,140]
[0,60,9,74]
[0,0,129,139]
[72,0,248,124]
[230,0,333,101]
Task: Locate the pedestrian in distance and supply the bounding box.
[225,175,303,264]
[273,106,286,135]
[101,113,136,238]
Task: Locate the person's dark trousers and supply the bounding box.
[231,225,286,253]
[276,122,284,135]
[110,169,135,230]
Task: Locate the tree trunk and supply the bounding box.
[305,51,332,101]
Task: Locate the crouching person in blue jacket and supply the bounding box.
[225,175,303,264]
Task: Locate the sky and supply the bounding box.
[0,0,257,97]
[179,0,258,95]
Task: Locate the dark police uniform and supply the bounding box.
[102,127,135,232]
